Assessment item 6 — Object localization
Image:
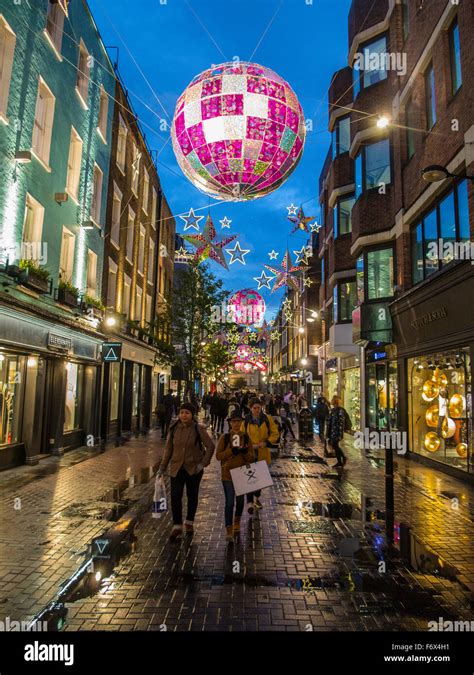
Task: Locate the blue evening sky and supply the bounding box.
[88,0,352,319]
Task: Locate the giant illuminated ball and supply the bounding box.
[228,288,266,326]
[171,62,306,201]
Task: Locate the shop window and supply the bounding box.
[64,362,84,432]
[425,63,436,130]
[0,354,25,445]
[109,362,120,422]
[366,361,397,431]
[449,18,462,96]
[335,194,355,237]
[343,367,360,431]
[367,248,394,300]
[332,116,350,158]
[408,349,471,471]
[32,78,56,167]
[0,15,16,121]
[339,280,357,322]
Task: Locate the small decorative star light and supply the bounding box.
[271,330,281,342]
[284,308,293,321]
[180,208,204,232]
[288,206,316,234]
[254,270,275,290]
[293,246,309,265]
[268,250,279,260]
[176,246,189,257]
[220,216,232,229]
[287,204,298,216]
[310,222,321,233]
[282,297,292,310]
[303,276,314,288]
[226,241,250,265]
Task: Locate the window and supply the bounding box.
[107,258,117,307]
[86,249,97,298]
[142,170,150,213]
[138,225,145,273]
[131,143,141,195]
[406,98,416,161]
[332,116,350,158]
[90,164,103,224]
[151,188,158,229]
[356,139,391,196]
[59,227,75,282]
[64,363,84,432]
[354,35,388,91]
[339,280,357,322]
[449,19,462,95]
[126,208,135,261]
[76,40,90,107]
[22,194,44,261]
[0,16,16,121]
[367,248,394,300]
[32,78,55,167]
[401,0,410,41]
[336,194,355,237]
[123,274,131,315]
[65,127,82,202]
[425,63,436,130]
[411,180,470,283]
[97,86,108,141]
[110,185,122,247]
[148,239,155,283]
[0,354,26,445]
[116,114,127,173]
[146,293,152,324]
[134,285,142,321]
[45,1,64,56]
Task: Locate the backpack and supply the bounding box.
[169,420,204,454]
[343,409,352,432]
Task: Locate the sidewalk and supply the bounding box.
[0,432,165,622]
[62,428,474,632]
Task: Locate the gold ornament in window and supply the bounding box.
[424,432,441,452]
[456,443,468,458]
[449,394,465,419]
[425,405,439,428]
[441,417,456,439]
[422,379,439,401]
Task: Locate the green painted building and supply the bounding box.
[0,0,116,468]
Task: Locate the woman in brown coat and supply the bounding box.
[158,403,215,542]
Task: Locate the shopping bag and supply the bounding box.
[152,474,168,518]
[230,460,274,497]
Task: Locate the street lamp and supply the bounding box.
[422,164,474,183]
[376,114,391,129]
[301,358,308,367]
[298,327,305,334]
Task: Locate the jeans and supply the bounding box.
[222,480,244,527]
[216,415,226,434]
[160,415,172,439]
[317,418,326,442]
[332,439,346,464]
[282,417,295,439]
[170,467,203,525]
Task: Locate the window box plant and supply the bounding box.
[81,294,105,319]
[18,259,51,294]
[57,279,80,308]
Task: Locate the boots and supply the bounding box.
[226,525,234,542]
[233,516,241,534]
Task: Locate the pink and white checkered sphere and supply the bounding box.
[171,62,306,201]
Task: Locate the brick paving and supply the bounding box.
[60,425,474,632]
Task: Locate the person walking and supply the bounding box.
[158,403,215,542]
[326,396,348,467]
[241,397,279,514]
[216,395,228,435]
[216,410,255,542]
[159,391,176,440]
[279,404,296,442]
[288,392,297,423]
[209,392,220,433]
[314,396,330,446]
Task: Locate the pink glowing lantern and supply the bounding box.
[228,288,266,326]
[171,62,306,201]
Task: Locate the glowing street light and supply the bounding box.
[376,115,390,129]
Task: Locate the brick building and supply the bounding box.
[319,0,474,478]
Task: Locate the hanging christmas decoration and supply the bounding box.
[254,270,274,290]
[180,208,204,231]
[287,204,298,215]
[268,250,279,260]
[228,288,266,326]
[264,249,307,293]
[220,216,232,229]
[182,214,237,269]
[288,206,315,233]
[293,245,310,265]
[226,241,250,265]
[171,62,306,201]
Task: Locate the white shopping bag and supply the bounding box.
[152,474,168,518]
[230,460,274,497]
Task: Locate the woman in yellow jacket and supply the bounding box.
[241,397,279,514]
[216,411,255,541]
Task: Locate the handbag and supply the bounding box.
[152,474,168,518]
[230,460,274,497]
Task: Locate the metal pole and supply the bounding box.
[385,446,394,546]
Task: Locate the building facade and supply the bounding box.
[319,0,474,478]
[0,0,115,468]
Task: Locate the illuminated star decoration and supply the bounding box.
[271,330,281,342]
[293,246,309,265]
[180,208,204,232]
[310,222,321,233]
[282,297,292,311]
[265,251,307,293]
[254,270,274,290]
[303,276,314,288]
[175,246,190,257]
[288,206,316,234]
[268,249,279,260]
[287,204,298,216]
[226,241,250,265]
[220,216,232,229]
[284,308,293,321]
[182,214,237,269]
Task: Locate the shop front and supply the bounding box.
[325,357,339,401]
[0,305,102,469]
[341,355,361,431]
[391,262,474,478]
[365,346,398,432]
